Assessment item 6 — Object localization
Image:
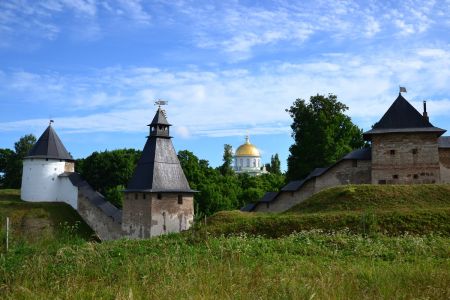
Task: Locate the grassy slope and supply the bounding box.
[0,186,449,299]
[201,184,450,237]
[0,189,93,243]
[288,184,450,213]
[1,233,449,299]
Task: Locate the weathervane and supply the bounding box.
[154,99,168,108]
[154,99,168,118]
[49,119,54,126]
[399,86,407,94]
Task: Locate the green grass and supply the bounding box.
[288,184,450,213]
[0,189,94,244]
[0,232,449,299]
[197,184,450,238]
[0,185,449,299]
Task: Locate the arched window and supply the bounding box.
[253,159,256,167]
[247,158,250,167]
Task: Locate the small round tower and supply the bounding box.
[21,122,75,202]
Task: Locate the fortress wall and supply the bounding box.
[371,133,440,184]
[254,180,315,213]
[122,192,194,239]
[77,193,123,241]
[57,177,78,209]
[439,148,450,183]
[253,159,371,213]
[314,160,372,192]
[150,193,194,237]
[122,192,153,239]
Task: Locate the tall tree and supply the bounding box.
[270,154,281,175]
[0,134,36,188]
[219,144,234,176]
[286,94,364,181]
[76,149,141,197]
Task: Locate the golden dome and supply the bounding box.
[235,136,260,157]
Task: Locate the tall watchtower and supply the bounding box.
[122,103,195,238]
[363,93,446,184]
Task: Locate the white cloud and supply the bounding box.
[1,45,450,137]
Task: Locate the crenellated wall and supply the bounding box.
[253,159,371,212]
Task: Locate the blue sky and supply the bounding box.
[1,0,450,171]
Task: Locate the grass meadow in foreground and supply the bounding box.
[0,231,449,299]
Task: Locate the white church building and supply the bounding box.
[233,135,268,176]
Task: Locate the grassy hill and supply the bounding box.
[0,189,93,245]
[288,184,450,213]
[0,186,449,299]
[199,184,450,237]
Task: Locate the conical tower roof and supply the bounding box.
[26,124,73,161]
[363,94,445,139]
[126,108,194,193]
[150,107,171,126]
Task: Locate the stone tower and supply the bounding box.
[363,94,446,184]
[21,123,78,208]
[122,107,195,239]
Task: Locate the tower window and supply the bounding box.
[378,180,386,184]
[178,195,183,204]
[352,160,358,168]
[413,174,419,179]
[157,193,162,199]
[390,150,396,155]
[412,149,418,155]
[392,174,398,179]
[135,193,138,200]
[143,193,146,199]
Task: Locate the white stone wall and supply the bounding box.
[234,155,261,172]
[57,177,78,209]
[21,158,66,202]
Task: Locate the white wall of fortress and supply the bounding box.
[21,158,78,209]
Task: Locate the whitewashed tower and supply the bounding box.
[21,122,76,206]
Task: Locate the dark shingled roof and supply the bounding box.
[343,147,371,160]
[259,192,279,203]
[281,180,305,192]
[241,203,256,212]
[150,108,171,126]
[26,125,74,161]
[126,109,195,193]
[438,136,450,148]
[364,94,445,139]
